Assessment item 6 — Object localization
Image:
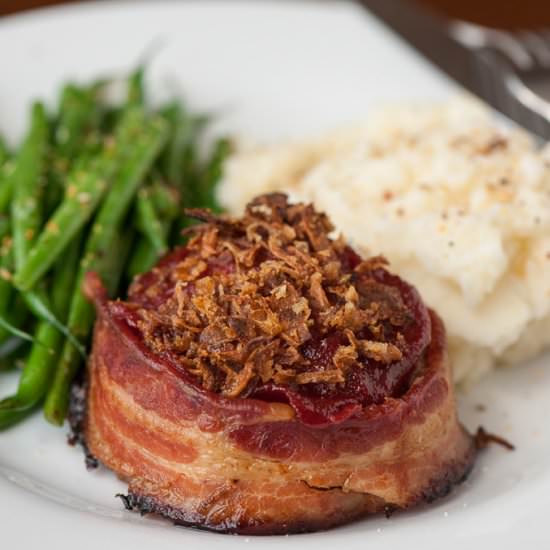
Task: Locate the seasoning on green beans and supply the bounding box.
[10,102,49,272]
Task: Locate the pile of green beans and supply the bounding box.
[0,68,232,429]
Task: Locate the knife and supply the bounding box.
[357,0,550,140]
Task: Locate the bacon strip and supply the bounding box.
[84,277,474,534]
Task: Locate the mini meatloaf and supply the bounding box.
[83,193,476,534]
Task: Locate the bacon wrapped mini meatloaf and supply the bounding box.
[83,193,476,534]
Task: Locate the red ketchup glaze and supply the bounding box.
[118,241,432,427]
[249,268,431,426]
[127,247,191,308]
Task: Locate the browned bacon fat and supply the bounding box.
[84,193,476,534]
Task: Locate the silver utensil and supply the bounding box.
[358,0,550,140]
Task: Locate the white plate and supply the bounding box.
[0,1,549,548]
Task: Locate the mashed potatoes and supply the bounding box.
[218,97,550,384]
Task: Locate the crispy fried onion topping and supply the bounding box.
[130,193,410,397]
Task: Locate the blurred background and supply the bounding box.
[1,0,550,29]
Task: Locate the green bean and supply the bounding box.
[51,240,83,320]
[158,102,189,185]
[0,138,7,166]
[127,65,146,108]
[43,228,134,426]
[45,83,103,214]
[126,238,159,280]
[99,106,122,135]
[0,158,15,215]
[103,221,135,295]
[44,110,168,425]
[10,102,49,272]
[95,66,145,135]
[180,115,210,200]
[0,216,9,243]
[51,84,99,177]
[13,149,115,292]
[55,84,102,159]
[14,101,157,292]
[142,97,207,246]
[176,134,230,235]
[3,104,48,348]
[170,150,202,244]
[0,299,31,351]
[0,253,11,315]
[151,180,180,219]
[0,233,15,344]
[127,220,168,279]
[0,406,31,430]
[0,230,31,347]
[86,109,168,291]
[199,136,232,212]
[127,182,180,279]
[0,238,80,429]
[135,186,167,254]
[0,138,10,212]
[158,104,210,189]
[0,244,29,346]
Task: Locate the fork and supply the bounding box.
[359,0,550,140]
[450,22,550,137]
[451,25,550,96]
